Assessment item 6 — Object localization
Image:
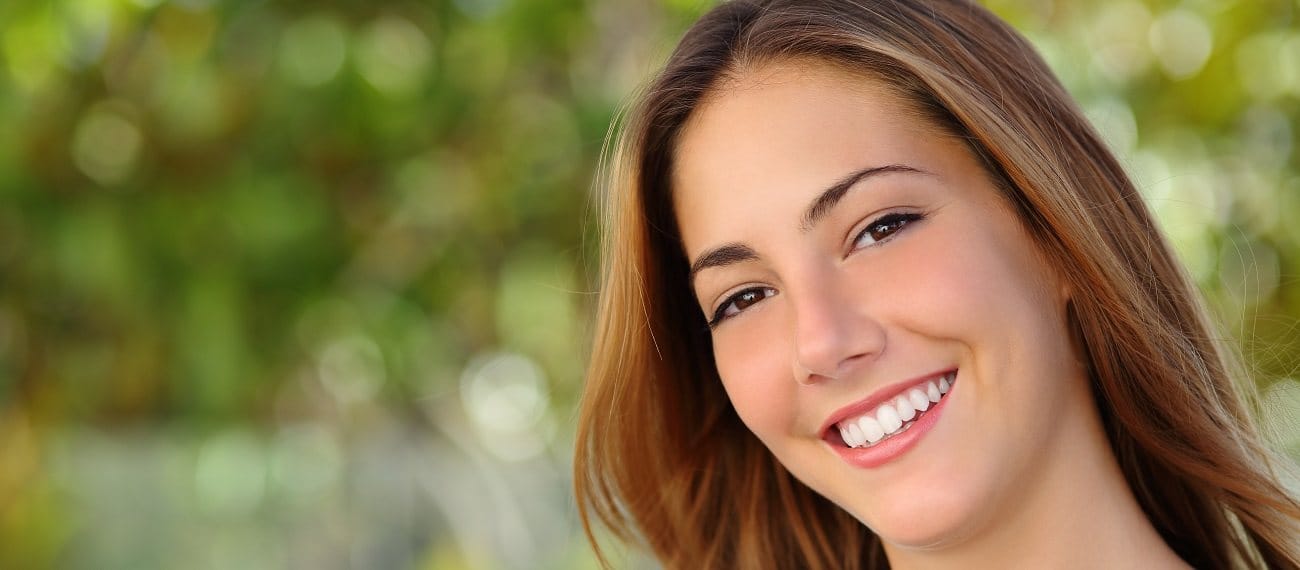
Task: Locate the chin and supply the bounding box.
[846,479,985,551]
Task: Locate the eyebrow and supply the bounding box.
[688,242,760,287]
[800,163,925,232]
[687,163,926,286]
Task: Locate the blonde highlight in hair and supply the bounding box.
[574,1,1300,567]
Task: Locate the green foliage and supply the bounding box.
[0,0,1296,567]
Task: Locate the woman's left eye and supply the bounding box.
[853,212,925,249]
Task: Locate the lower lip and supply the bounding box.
[829,380,955,469]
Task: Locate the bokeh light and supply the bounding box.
[0,0,1297,568]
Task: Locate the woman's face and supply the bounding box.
[672,61,1097,551]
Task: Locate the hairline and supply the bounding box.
[667,52,1041,272]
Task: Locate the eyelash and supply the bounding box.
[707,286,777,329]
[706,211,926,329]
[852,211,925,249]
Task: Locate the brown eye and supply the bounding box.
[734,289,765,310]
[854,212,925,249]
[868,219,907,241]
[709,286,778,328]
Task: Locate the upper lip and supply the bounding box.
[818,368,956,437]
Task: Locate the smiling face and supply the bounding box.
[672,61,1100,553]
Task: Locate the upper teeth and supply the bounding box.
[838,371,954,448]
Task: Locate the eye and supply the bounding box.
[708,286,778,328]
[853,212,925,249]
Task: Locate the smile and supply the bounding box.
[836,371,955,448]
[817,369,959,468]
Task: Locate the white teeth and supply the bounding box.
[836,371,957,448]
[909,388,930,412]
[858,414,884,443]
[877,405,903,433]
[894,395,915,421]
[837,424,857,447]
[847,422,865,447]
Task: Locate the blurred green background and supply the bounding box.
[0,0,1297,568]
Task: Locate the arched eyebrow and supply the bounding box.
[799,163,926,232]
[688,243,759,287]
[688,163,928,287]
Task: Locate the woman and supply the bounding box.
[573,0,1300,568]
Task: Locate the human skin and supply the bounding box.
[671,60,1189,568]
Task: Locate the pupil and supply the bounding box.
[873,219,904,240]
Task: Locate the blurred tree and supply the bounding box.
[0,0,1296,568]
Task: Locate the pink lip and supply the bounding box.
[831,382,955,468]
[818,368,956,437]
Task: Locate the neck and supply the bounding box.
[881,391,1189,569]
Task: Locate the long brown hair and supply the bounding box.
[573,1,1300,568]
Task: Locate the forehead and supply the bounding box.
[670,61,940,248]
[675,61,916,163]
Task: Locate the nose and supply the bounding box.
[790,277,885,385]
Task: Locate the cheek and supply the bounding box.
[712,318,797,439]
[878,217,1062,341]
[887,217,1078,433]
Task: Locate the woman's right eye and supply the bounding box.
[708,287,778,328]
